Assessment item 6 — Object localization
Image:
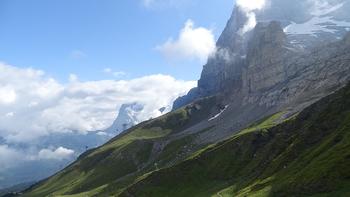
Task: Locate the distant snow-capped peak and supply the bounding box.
[105,103,143,135]
[105,103,169,135]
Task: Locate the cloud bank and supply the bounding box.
[0,63,196,143]
[156,20,216,62]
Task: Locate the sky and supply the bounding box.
[0,0,235,169]
[0,0,233,82]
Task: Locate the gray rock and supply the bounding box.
[174,1,350,116]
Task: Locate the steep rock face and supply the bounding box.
[216,6,247,52]
[173,87,200,111]
[243,30,350,108]
[174,6,249,109]
[243,21,290,94]
[174,1,350,114]
[197,6,247,97]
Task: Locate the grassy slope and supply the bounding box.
[121,84,350,197]
[23,97,217,197]
[24,83,350,197]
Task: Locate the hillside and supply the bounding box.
[121,83,350,197]
[23,81,350,197]
[23,97,220,196]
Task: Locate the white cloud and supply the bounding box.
[236,0,267,35]
[240,12,258,35]
[97,131,111,136]
[0,144,75,172]
[0,86,17,104]
[156,20,216,62]
[0,62,196,143]
[103,68,126,78]
[236,0,266,11]
[38,147,75,160]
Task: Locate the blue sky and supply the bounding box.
[0,0,233,82]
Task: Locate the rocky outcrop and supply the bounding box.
[174,2,350,116]
[242,21,290,94]
[173,6,248,109]
[242,29,350,107]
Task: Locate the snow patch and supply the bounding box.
[208,105,229,121]
[284,16,350,36]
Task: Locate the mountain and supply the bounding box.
[105,103,145,136]
[173,0,350,143]
[105,103,169,136]
[174,0,350,109]
[22,0,350,196]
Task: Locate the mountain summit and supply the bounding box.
[175,0,350,109]
[174,1,350,135]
